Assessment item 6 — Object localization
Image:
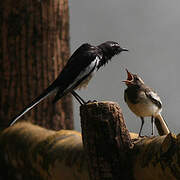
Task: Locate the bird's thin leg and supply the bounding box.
[139,117,144,137]
[151,116,154,136]
[71,90,86,105]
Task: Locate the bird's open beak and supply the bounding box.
[122,68,133,85]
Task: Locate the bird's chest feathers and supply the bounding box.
[125,90,161,117]
[125,88,140,104]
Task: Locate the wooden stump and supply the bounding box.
[80,101,134,180]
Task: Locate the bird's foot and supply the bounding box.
[138,135,148,138]
[149,134,156,138]
[85,100,98,104]
[138,134,154,139]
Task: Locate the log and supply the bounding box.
[0,102,179,180]
[0,121,136,180]
[0,122,88,180]
[132,133,180,180]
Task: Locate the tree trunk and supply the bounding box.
[0,0,73,130]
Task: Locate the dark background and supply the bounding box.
[69,0,180,134]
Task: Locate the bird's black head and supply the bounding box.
[97,41,128,69]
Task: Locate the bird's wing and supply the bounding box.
[145,89,162,109]
[53,44,99,94]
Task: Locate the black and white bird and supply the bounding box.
[9,41,128,126]
[123,69,170,137]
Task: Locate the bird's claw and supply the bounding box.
[149,135,155,138]
[84,100,98,104]
[138,135,146,138]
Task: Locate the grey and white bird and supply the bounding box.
[123,69,170,137]
[9,41,128,126]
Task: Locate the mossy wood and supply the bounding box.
[0,122,88,180]
[0,0,73,130]
[0,102,179,180]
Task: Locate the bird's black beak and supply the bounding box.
[121,48,128,52]
[115,47,128,55]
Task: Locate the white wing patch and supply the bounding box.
[67,56,100,90]
[147,91,162,104]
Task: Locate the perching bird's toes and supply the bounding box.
[138,135,147,138]
[84,100,93,104]
[85,100,98,104]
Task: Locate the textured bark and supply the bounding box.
[0,0,73,130]
[80,101,134,180]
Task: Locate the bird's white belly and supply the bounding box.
[126,99,162,117]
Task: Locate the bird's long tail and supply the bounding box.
[9,84,58,126]
[154,114,170,135]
